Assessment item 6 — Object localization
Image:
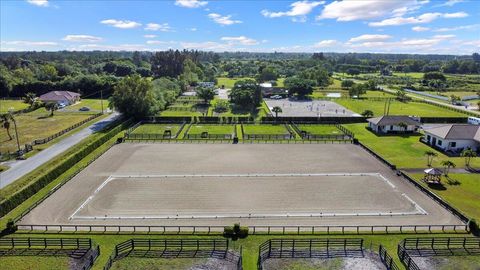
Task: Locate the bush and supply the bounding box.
[214,100,229,113]
[468,219,479,236]
[223,223,249,240]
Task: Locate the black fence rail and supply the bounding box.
[242,123,294,140]
[398,237,480,270]
[397,245,420,270]
[16,224,468,235]
[32,113,102,145]
[379,245,400,270]
[0,237,92,250]
[419,117,468,124]
[103,239,241,270]
[185,133,233,139]
[147,116,253,124]
[258,238,363,269]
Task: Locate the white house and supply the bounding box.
[367,115,421,134]
[423,124,480,153]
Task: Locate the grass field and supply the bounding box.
[242,124,289,135]
[110,257,209,270]
[0,99,30,113]
[0,108,97,154]
[216,77,285,89]
[410,173,480,221]
[187,124,234,135]
[297,125,341,135]
[335,99,467,117]
[343,123,480,169]
[0,256,69,270]
[67,99,110,112]
[131,124,181,135]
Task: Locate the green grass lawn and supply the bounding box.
[243,124,289,135]
[216,77,285,89]
[187,124,234,135]
[0,99,30,113]
[0,108,98,154]
[362,90,395,98]
[68,99,110,112]
[392,72,425,79]
[335,99,467,117]
[343,123,480,169]
[297,125,342,135]
[131,124,181,135]
[409,173,480,221]
[0,256,69,270]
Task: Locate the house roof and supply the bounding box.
[424,168,443,175]
[367,115,420,126]
[424,124,480,142]
[39,91,80,101]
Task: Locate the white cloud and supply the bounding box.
[2,40,57,46]
[432,34,456,40]
[175,0,208,8]
[145,23,173,32]
[189,28,197,31]
[208,13,242,25]
[26,0,49,7]
[313,40,340,48]
[317,0,421,21]
[412,26,430,32]
[146,40,177,45]
[369,12,468,27]
[221,36,259,45]
[261,1,324,22]
[100,19,141,29]
[436,0,464,7]
[348,34,392,43]
[62,35,103,42]
[180,41,230,51]
[143,34,157,38]
[434,24,480,32]
[74,44,148,51]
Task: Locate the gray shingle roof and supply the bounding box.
[367,115,420,126]
[424,124,480,142]
[39,91,80,102]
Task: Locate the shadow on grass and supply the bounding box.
[428,183,447,191]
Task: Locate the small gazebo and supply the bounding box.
[423,168,443,184]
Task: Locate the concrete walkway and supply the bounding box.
[0,112,120,189]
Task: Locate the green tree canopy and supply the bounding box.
[109,75,162,119]
[229,79,261,107]
[284,77,315,98]
[196,86,215,104]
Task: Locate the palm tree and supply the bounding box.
[441,160,456,176]
[1,114,12,140]
[424,150,438,167]
[23,92,37,106]
[461,148,477,168]
[272,106,282,119]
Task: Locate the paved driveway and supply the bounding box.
[0,112,120,188]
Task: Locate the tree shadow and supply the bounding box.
[428,183,447,190]
[446,176,461,186]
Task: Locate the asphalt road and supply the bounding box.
[0,112,120,189]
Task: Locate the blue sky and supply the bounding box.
[1,0,479,54]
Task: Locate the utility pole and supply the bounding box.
[100,89,104,114]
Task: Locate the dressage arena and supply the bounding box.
[19,143,463,227]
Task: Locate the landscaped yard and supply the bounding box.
[335,99,467,117]
[131,124,182,135]
[410,173,480,221]
[297,125,341,135]
[343,123,480,169]
[216,76,285,89]
[67,99,110,112]
[187,124,234,135]
[0,99,30,113]
[0,108,97,154]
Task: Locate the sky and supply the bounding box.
[1,0,479,54]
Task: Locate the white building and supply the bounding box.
[423,124,480,153]
[367,115,421,134]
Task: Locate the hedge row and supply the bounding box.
[0,118,130,218]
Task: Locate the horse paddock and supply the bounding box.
[19,143,463,228]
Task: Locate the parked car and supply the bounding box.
[270,95,283,99]
[79,106,90,111]
[58,103,67,109]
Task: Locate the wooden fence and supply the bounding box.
[379,245,400,270]
[16,224,467,235]
[257,238,363,269]
[104,239,241,270]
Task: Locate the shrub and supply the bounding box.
[223,223,249,240]
[214,100,229,113]
[468,219,479,236]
